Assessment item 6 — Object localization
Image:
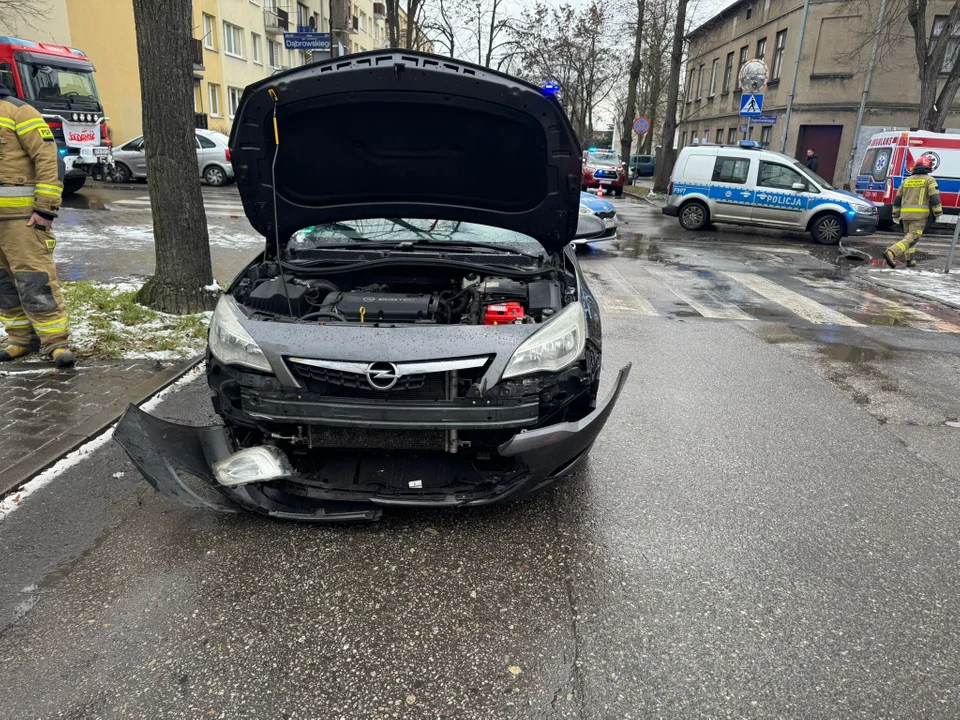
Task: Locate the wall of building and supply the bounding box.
[0,0,71,44]
[678,0,960,184]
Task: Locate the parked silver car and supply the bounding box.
[112,128,234,186]
[663,143,878,244]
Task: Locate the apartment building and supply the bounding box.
[677,0,960,184]
[2,0,394,143]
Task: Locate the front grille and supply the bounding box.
[596,210,616,219]
[291,363,448,400]
[308,426,446,450]
[594,169,618,178]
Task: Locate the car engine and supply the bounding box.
[232,264,569,326]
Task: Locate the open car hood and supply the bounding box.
[229,51,583,255]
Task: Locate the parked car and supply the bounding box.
[575,190,617,244]
[112,128,234,186]
[663,142,878,244]
[115,51,631,522]
[582,149,626,196]
[630,154,655,178]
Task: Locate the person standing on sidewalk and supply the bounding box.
[0,82,74,367]
[804,149,819,173]
[884,155,942,269]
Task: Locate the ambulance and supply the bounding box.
[855,130,960,228]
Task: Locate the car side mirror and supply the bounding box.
[574,213,606,240]
[791,182,806,191]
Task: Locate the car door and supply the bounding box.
[751,161,813,228]
[196,133,218,175]
[194,134,204,176]
[707,154,755,221]
[130,138,147,177]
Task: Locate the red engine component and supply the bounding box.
[484,302,525,325]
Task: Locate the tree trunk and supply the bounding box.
[386,0,401,47]
[619,0,645,174]
[653,0,687,193]
[132,0,216,314]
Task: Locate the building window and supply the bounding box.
[716,129,724,144]
[932,16,960,73]
[208,83,221,116]
[738,45,749,76]
[709,58,719,95]
[696,64,704,99]
[298,2,310,27]
[772,30,787,80]
[748,125,755,141]
[267,39,281,68]
[760,126,772,148]
[693,131,699,145]
[228,87,242,118]
[252,33,262,64]
[746,6,753,19]
[223,22,244,58]
[681,131,687,147]
[687,69,695,101]
[722,51,734,92]
[202,13,216,50]
[756,37,766,61]
[728,127,737,144]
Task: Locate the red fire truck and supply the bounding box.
[0,35,113,195]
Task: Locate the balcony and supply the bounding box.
[191,38,204,73]
[373,2,386,19]
[264,6,290,35]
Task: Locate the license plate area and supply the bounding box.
[92,147,109,156]
[937,214,959,225]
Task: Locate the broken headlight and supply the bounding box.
[502,300,585,378]
[209,295,272,373]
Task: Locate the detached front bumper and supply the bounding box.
[848,213,878,236]
[114,364,632,522]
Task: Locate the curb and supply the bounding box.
[77,181,146,193]
[857,272,960,312]
[0,355,203,498]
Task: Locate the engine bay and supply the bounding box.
[231,261,575,326]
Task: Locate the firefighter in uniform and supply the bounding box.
[884,155,942,269]
[0,83,74,366]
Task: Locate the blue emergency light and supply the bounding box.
[739,140,762,148]
[542,80,561,96]
[58,147,68,156]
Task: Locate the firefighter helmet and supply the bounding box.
[915,155,934,170]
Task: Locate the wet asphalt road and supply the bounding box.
[3,190,960,717]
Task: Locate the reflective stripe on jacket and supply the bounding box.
[892,173,942,219]
[0,97,63,220]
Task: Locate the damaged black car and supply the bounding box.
[115,51,631,521]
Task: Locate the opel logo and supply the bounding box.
[366,361,400,390]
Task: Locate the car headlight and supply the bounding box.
[502,301,586,378]
[852,202,876,215]
[209,295,272,372]
[579,204,593,215]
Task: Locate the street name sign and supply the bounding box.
[284,32,331,50]
[750,115,777,125]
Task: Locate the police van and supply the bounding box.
[856,130,960,228]
[663,142,878,244]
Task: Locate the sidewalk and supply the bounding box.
[0,357,199,497]
[858,267,960,311]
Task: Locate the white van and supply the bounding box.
[663,142,878,244]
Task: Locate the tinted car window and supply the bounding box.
[859,147,892,181]
[121,138,143,151]
[758,162,805,190]
[713,156,750,184]
[197,134,217,149]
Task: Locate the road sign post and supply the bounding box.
[945,217,960,273]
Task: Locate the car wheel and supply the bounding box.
[678,201,709,231]
[114,162,132,184]
[811,214,844,245]
[62,177,86,195]
[204,165,227,187]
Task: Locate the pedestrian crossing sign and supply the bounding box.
[740,93,763,117]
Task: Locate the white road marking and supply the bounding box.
[112,197,244,213]
[644,266,754,321]
[724,271,864,326]
[586,262,658,316]
[796,277,960,334]
[0,364,205,521]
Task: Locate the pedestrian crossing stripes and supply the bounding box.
[582,261,960,334]
[110,196,245,216]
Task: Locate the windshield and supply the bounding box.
[587,152,619,166]
[17,61,100,105]
[289,218,543,254]
[792,160,834,190]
